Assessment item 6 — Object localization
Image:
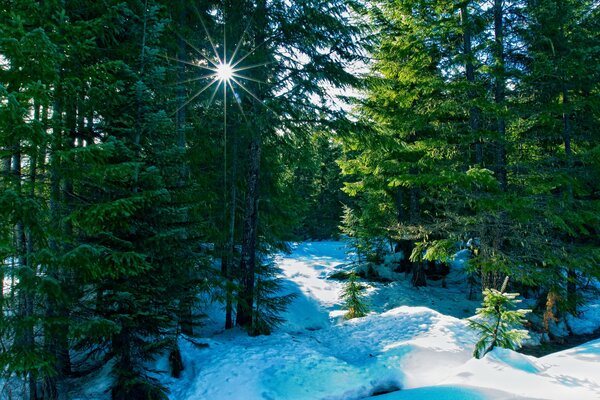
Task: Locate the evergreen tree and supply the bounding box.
[0,1,63,397]
[251,260,296,336]
[468,277,531,359]
[518,0,600,312]
[168,0,365,333]
[341,273,369,320]
[339,0,599,309]
[1,1,208,397]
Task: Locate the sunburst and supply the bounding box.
[216,62,234,81]
[165,12,277,238]
[166,15,274,118]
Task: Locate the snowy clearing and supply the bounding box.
[155,241,600,400]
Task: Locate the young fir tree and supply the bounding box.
[468,277,531,359]
[251,260,297,336]
[341,273,369,320]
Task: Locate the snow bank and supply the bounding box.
[164,306,476,400]
[442,340,600,400]
[165,306,600,400]
[160,241,600,400]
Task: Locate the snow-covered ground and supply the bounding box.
[159,241,600,400]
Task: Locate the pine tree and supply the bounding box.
[339,0,599,307]
[0,1,63,397]
[517,0,600,313]
[340,0,490,287]
[251,260,296,335]
[341,273,369,320]
[468,277,531,359]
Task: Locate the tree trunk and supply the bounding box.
[461,3,482,165]
[13,147,37,400]
[409,185,426,287]
[0,144,10,317]
[236,0,267,331]
[562,84,577,313]
[236,139,261,328]
[174,6,194,337]
[223,128,237,330]
[44,84,72,400]
[493,0,507,191]
[176,8,187,186]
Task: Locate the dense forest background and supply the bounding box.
[0,0,598,399]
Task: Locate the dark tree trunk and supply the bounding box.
[221,1,241,330]
[0,149,9,316]
[562,84,577,313]
[176,11,187,186]
[0,146,9,317]
[236,0,267,331]
[493,0,507,191]
[13,148,37,400]
[44,85,71,400]
[223,129,237,330]
[409,185,426,287]
[461,3,482,165]
[411,262,427,287]
[236,139,261,328]
[174,8,194,337]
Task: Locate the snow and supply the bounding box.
[159,241,600,400]
[53,240,599,400]
[443,342,600,400]
[568,303,600,335]
[276,241,352,330]
[166,306,475,400]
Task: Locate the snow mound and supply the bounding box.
[163,306,477,400]
[442,341,600,400]
[158,241,600,400]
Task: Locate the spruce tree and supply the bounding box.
[517,0,600,312]
[0,2,63,397]
[251,260,296,335]
[468,277,531,359]
[340,0,599,307]
[341,273,369,320]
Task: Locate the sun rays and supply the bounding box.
[167,14,274,119]
[216,62,234,81]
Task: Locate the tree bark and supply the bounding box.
[493,0,507,191]
[562,83,577,313]
[13,144,37,400]
[223,129,237,330]
[0,144,9,317]
[461,3,482,165]
[174,5,195,337]
[409,185,426,287]
[236,0,267,331]
[176,6,187,186]
[236,139,261,328]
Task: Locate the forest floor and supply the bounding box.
[153,241,600,400]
